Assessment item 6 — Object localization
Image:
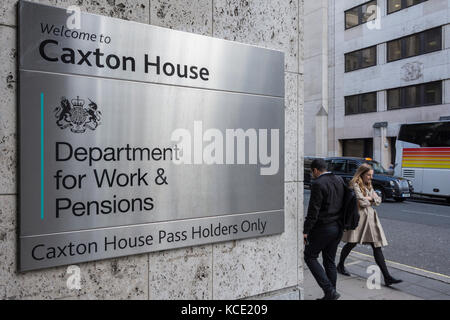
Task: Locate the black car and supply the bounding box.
[304,156,413,202]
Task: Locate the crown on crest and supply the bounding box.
[71,96,85,107]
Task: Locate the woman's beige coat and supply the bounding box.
[341,183,388,248]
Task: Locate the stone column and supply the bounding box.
[373,122,389,168]
[304,0,328,157]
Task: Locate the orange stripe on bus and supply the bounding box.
[403,154,450,159]
[403,153,450,156]
[404,148,450,152]
[403,160,450,162]
[403,164,450,169]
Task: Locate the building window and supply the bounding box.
[342,139,374,158]
[345,6,359,29]
[405,33,420,58]
[387,0,427,14]
[424,27,441,53]
[424,81,442,105]
[388,0,402,13]
[387,88,401,109]
[404,85,419,107]
[387,39,402,61]
[345,92,377,115]
[346,95,359,115]
[345,46,377,72]
[387,27,442,62]
[387,81,442,110]
[345,1,377,29]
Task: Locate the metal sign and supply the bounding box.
[18,1,285,271]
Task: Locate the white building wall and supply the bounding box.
[330,0,450,167]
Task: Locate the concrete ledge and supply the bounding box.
[243,286,301,300]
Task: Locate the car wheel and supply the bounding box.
[394,197,406,202]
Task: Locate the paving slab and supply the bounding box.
[412,278,450,295]
[340,254,450,300]
[392,283,447,300]
[368,291,423,300]
[426,294,450,300]
[303,258,449,300]
[388,269,434,284]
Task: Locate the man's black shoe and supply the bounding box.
[337,263,351,276]
[317,290,341,300]
[385,277,403,286]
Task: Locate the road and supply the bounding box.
[303,189,450,276]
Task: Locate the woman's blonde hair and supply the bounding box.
[350,163,374,196]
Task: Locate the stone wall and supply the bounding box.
[0,0,304,300]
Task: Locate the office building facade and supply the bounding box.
[305,0,450,168]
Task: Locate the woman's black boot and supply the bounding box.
[384,276,403,286]
[337,262,351,276]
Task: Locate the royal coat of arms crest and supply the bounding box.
[54,96,102,133]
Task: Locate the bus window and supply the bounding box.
[398,122,450,147]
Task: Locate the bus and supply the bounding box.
[394,121,450,202]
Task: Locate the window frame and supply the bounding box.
[345,91,378,116]
[345,45,377,73]
[387,81,442,110]
[387,0,428,15]
[387,26,442,63]
[345,0,377,30]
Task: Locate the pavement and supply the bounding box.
[303,247,450,300]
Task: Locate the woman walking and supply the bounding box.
[337,163,402,286]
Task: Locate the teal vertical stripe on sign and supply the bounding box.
[41,93,44,220]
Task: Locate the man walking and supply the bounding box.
[304,158,345,300]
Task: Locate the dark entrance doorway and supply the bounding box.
[342,138,373,158]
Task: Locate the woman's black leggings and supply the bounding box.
[339,243,392,279]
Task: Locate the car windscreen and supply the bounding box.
[368,161,387,174]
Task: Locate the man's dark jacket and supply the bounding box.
[304,172,345,235]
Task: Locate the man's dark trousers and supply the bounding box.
[304,221,342,294]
